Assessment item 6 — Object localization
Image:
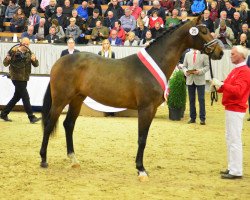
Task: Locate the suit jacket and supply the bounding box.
[247,56,250,67]
[44,34,60,43]
[182,50,209,85]
[60,49,80,57]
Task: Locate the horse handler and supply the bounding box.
[211,45,250,179]
[0,37,41,123]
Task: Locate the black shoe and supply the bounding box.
[200,120,206,125]
[247,117,250,121]
[188,119,196,124]
[220,169,229,175]
[0,114,12,122]
[29,116,42,124]
[221,174,242,179]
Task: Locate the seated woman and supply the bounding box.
[65,17,82,43]
[10,8,26,33]
[139,30,154,47]
[124,31,139,46]
[137,10,149,28]
[148,10,164,29]
[28,7,40,26]
[98,39,115,58]
[134,21,148,41]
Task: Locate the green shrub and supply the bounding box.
[167,70,186,109]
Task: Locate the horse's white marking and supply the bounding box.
[68,153,78,164]
[138,171,148,177]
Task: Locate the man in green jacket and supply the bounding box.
[0,37,41,123]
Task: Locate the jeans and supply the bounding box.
[188,83,206,121]
[1,80,33,117]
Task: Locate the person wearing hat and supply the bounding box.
[0,37,41,123]
[85,8,103,35]
[214,20,235,49]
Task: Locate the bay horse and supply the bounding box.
[40,16,223,181]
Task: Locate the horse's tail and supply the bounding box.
[42,83,58,136]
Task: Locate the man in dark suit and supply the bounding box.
[60,38,80,57]
[44,26,60,43]
[201,10,214,33]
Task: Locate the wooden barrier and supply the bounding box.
[0,32,22,38]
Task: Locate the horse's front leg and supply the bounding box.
[136,105,157,181]
[63,95,84,168]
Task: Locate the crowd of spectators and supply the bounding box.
[0,0,250,48]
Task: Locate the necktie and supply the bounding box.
[193,51,197,64]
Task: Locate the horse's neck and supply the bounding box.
[147,28,191,79]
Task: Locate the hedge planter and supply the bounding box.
[168,107,183,121]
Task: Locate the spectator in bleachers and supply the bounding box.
[65,17,81,42]
[76,1,88,22]
[31,0,40,8]
[148,10,163,29]
[112,20,126,42]
[160,0,174,16]
[108,29,122,45]
[103,11,117,30]
[87,0,102,17]
[40,0,51,12]
[134,20,148,40]
[191,0,205,16]
[174,0,191,16]
[139,30,154,46]
[91,20,109,43]
[44,0,57,22]
[10,7,26,32]
[104,0,124,19]
[51,18,65,41]
[62,0,73,19]
[237,33,250,48]
[222,1,236,21]
[98,39,115,58]
[23,0,34,18]
[0,0,6,31]
[129,0,142,20]
[201,10,214,33]
[165,8,180,30]
[124,31,138,46]
[151,21,165,39]
[4,0,19,22]
[137,10,149,27]
[85,8,102,34]
[214,20,234,49]
[147,0,166,23]
[231,12,242,40]
[214,11,231,30]
[34,17,49,40]
[57,0,73,7]
[18,0,26,8]
[70,9,85,31]
[239,2,250,25]
[51,6,67,29]
[21,25,36,41]
[180,10,189,22]
[45,25,60,42]
[28,7,40,26]
[237,24,250,45]
[209,1,218,22]
[120,8,136,33]
[216,0,226,14]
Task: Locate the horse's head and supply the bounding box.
[189,15,224,60]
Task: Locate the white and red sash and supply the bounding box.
[137,48,169,100]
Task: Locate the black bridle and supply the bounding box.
[208,56,218,106]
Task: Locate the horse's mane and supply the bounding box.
[146,20,192,49]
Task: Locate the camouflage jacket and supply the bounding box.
[3,47,39,81]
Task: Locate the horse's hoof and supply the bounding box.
[71,163,81,168]
[138,175,149,182]
[138,171,149,182]
[40,162,48,168]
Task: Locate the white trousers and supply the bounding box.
[225,110,245,176]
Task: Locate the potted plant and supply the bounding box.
[167,70,187,120]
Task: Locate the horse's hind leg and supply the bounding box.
[63,95,85,168]
[136,105,157,181]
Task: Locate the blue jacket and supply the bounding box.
[108,37,122,46]
[191,0,205,14]
[76,6,88,20]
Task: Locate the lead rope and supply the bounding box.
[209,56,218,106]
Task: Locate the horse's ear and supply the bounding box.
[192,14,203,25]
